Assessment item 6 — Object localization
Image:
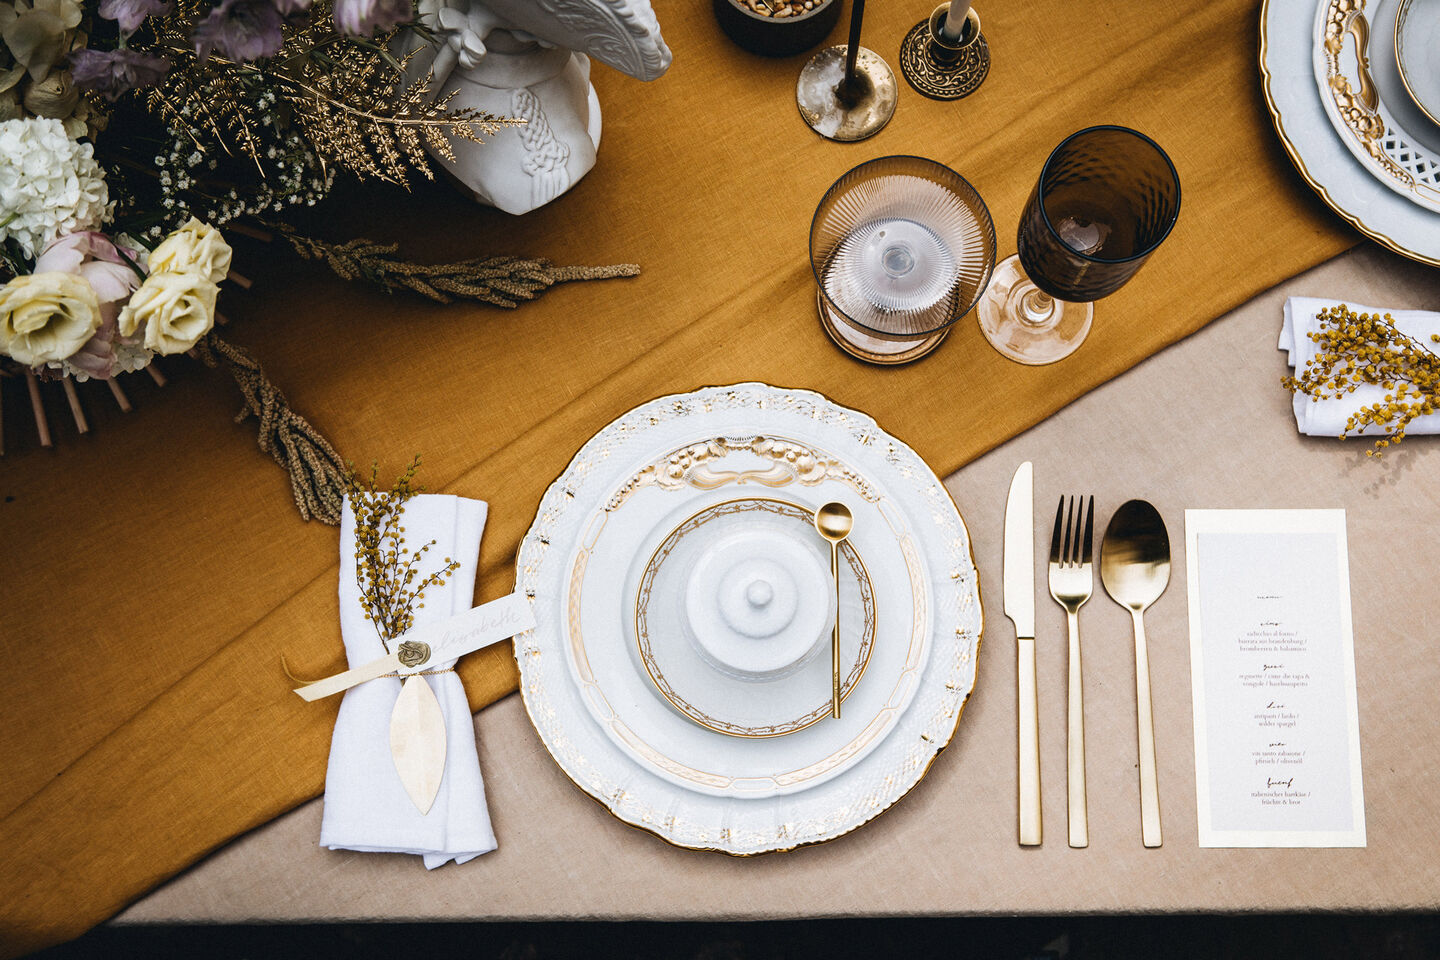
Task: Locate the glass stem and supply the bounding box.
[1019,286,1056,326]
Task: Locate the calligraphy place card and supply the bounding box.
[1185,510,1366,848]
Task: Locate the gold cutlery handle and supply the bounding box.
[830,541,841,719]
[1017,634,1041,846]
[1066,609,1088,848]
[1132,609,1162,847]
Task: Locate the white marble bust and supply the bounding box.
[410,0,670,215]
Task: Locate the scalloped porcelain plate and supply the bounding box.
[514,383,981,855]
[633,497,878,740]
[1262,0,1440,265]
[1312,0,1440,211]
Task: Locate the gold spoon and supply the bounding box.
[814,501,854,719]
[1099,499,1171,848]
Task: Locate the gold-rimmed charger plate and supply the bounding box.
[635,497,877,739]
[513,383,982,856]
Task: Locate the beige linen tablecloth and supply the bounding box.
[118,244,1440,921]
[0,0,1383,951]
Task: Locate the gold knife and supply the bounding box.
[1004,461,1041,846]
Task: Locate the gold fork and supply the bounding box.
[1048,495,1094,849]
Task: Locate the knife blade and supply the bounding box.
[1004,460,1041,846]
[1004,461,1035,639]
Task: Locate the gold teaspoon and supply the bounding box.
[1099,499,1171,848]
[814,502,854,719]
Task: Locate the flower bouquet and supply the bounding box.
[1,0,638,519]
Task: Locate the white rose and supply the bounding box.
[0,271,101,366]
[147,219,232,284]
[118,271,218,355]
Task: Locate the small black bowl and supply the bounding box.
[712,0,842,58]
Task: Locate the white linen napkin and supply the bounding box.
[320,494,497,868]
[1280,296,1440,437]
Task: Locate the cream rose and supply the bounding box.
[118,271,218,354]
[147,219,232,284]
[0,271,102,366]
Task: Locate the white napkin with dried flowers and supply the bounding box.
[1280,297,1440,437]
[319,493,497,867]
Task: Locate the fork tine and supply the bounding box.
[1059,500,1071,567]
[1081,495,1094,566]
[1050,496,1064,564]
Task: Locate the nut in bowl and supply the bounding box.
[712,0,842,57]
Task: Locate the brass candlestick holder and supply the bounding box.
[900,2,990,101]
[796,0,897,142]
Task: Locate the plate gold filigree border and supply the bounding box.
[1318,0,1440,207]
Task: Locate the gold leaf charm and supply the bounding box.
[397,640,431,668]
[389,675,447,815]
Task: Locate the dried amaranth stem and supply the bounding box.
[346,456,460,648]
[279,228,641,307]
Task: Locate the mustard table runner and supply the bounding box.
[0,1,1354,953]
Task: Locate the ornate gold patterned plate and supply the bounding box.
[1313,0,1440,211]
[1261,0,1440,265]
[513,383,981,855]
[634,497,877,739]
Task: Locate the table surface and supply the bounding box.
[116,243,1440,922]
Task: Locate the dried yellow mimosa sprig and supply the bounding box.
[1282,304,1440,457]
[346,456,460,649]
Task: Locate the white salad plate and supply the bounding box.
[514,383,982,855]
[633,496,878,740]
[1262,0,1440,265]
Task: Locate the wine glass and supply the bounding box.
[810,156,996,365]
[977,126,1181,365]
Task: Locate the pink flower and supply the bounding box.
[34,232,143,378]
[333,0,411,37]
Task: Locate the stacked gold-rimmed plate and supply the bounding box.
[1261,0,1440,264]
[513,383,981,855]
[634,496,878,740]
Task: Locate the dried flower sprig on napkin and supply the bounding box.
[346,456,460,647]
[1283,303,1440,456]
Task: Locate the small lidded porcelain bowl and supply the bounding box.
[681,526,835,682]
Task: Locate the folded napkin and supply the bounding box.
[1280,296,1440,437]
[320,494,497,868]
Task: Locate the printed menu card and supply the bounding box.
[1185,510,1365,848]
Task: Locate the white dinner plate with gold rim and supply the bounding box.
[567,431,928,801]
[514,383,981,855]
[1312,0,1440,211]
[1262,0,1440,265]
[634,496,877,739]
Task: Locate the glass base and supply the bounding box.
[817,292,949,365]
[976,254,1093,365]
[796,46,897,142]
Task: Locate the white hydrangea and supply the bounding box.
[0,118,114,260]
